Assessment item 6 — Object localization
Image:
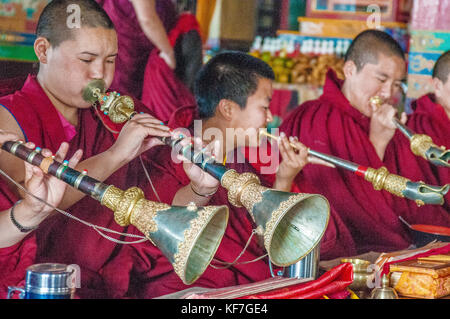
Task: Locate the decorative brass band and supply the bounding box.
[101,186,145,226]
[39,157,54,174]
[238,182,265,221]
[26,149,40,163]
[364,167,407,198]
[9,141,23,155]
[111,95,136,123]
[129,198,170,235]
[172,206,217,283]
[220,169,261,208]
[410,134,437,159]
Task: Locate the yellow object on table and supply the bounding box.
[390,257,450,299]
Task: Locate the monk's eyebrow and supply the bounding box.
[376,71,388,78]
[79,52,118,57]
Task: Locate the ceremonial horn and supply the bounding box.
[260,130,450,207]
[1,141,229,285]
[369,96,450,168]
[82,80,331,268]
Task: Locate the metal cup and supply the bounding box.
[269,245,321,280]
[282,245,321,279]
[7,263,76,299]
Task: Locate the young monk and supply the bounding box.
[127,51,356,298]
[392,50,450,208]
[279,30,450,255]
[0,130,82,298]
[0,0,211,299]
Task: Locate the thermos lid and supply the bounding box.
[25,263,74,295]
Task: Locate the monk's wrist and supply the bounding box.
[11,200,47,231]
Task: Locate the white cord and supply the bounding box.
[210,229,268,269]
[139,155,162,203]
[0,167,148,245]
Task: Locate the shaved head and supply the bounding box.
[36,0,114,47]
[345,29,405,71]
[432,50,450,84]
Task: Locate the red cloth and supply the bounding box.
[141,13,199,122]
[242,145,357,261]
[239,262,353,299]
[279,70,450,255]
[0,75,174,299]
[0,234,37,299]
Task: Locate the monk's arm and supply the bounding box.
[130,0,175,69]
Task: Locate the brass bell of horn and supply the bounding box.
[220,169,330,267]
[101,186,229,285]
[1,140,229,286]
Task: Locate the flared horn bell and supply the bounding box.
[101,186,229,285]
[220,170,330,267]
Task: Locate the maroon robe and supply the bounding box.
[0,75,175,298]
[0,234,36,298]
[279,70,450,254]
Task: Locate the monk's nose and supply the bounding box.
[89,61,105,80]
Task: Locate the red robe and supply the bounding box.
[279,70,450,254]
[0,75,172,299]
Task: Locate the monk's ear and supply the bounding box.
[432,77,444,97]
[343,60,357,79]
[34,37,51,64]
[216,99,236,121]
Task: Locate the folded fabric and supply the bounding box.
[239,262,353,299]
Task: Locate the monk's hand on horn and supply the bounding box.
[110,113,171,163]
[176,137,219,198]
[22,142,83,224]
[369,102,406,160]
[274,133,308,192]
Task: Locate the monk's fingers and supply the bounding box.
[400,112,407,124]
[129,113,167,126]
[40,147,53,158]
[53,142,70,162]
[67,149,83,168]
[0,130,21,144]
[279,136,297,163]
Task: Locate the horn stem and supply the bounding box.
[258,130,449,206]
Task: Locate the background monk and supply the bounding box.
[125,51,356,298]
[0,0,196,299]
[0,130,82,298]
[280,30,450,255]
[390,50,450,209]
